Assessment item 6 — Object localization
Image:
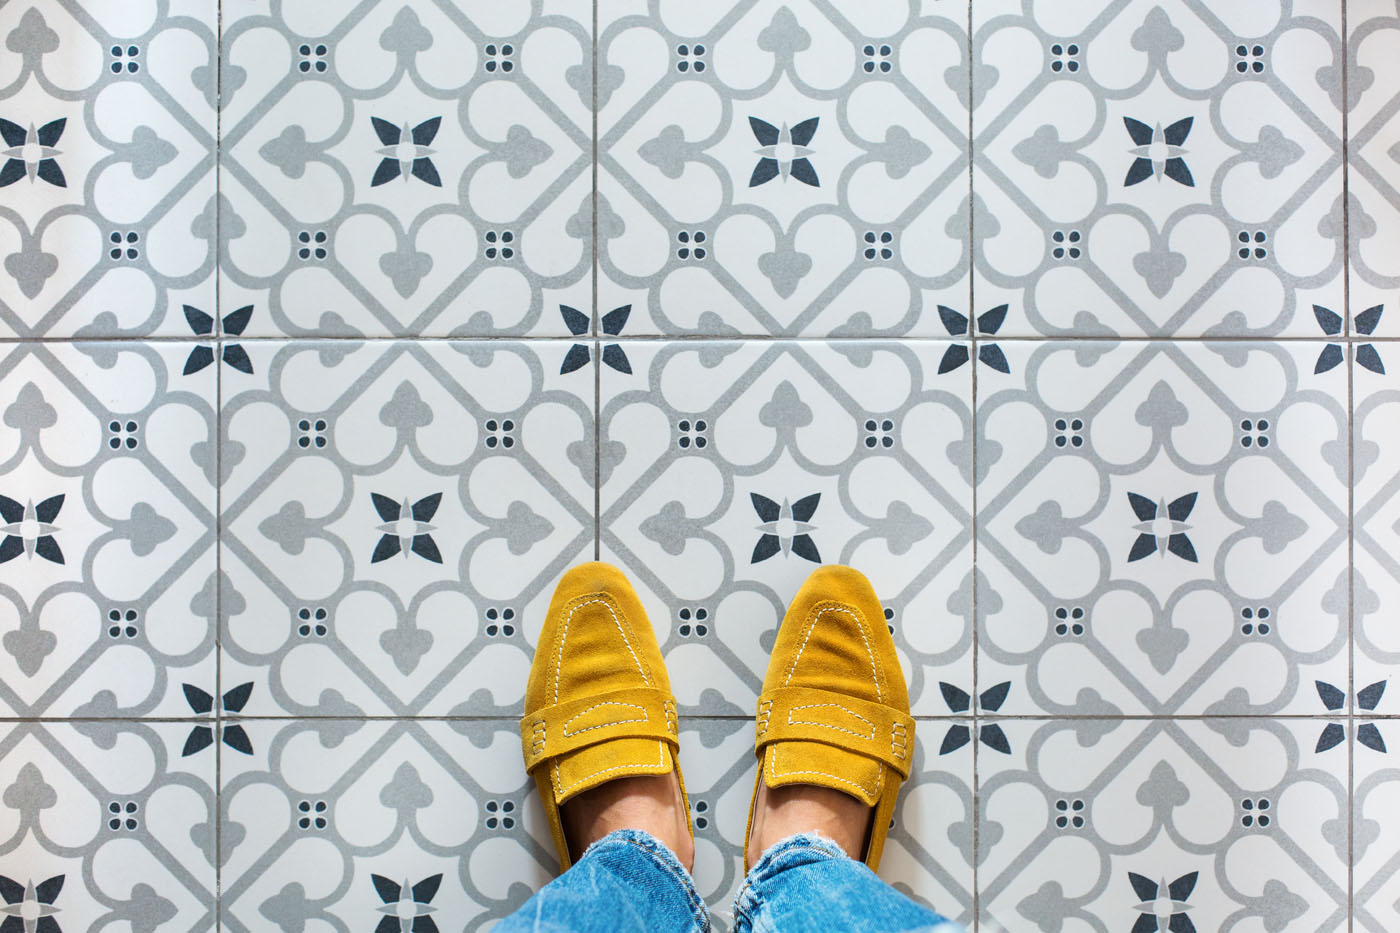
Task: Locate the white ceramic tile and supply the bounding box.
[0,342,216,717]
[218,0,592,337]
[0,721,217,930]
[978,718,1349,933]
[598,340,974,715]
[219,341,594,717]
[0,1,218,336]
[597,0,970,336]
[1348,0,1400,336]
[1353,712,1400,933]
[977,340,1350,715]
[218,719,550,930]
[1353,343,1399,690]
[971,0,1345,336]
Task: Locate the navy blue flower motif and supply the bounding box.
[1129,871,1197,933]
[1312,305,1345,373]
[371,116,442,187]
[0,495,63,565]
[0,873,64,932]
[371,493,443,564]
[1123,116,1194,187]
[181,682,254,756]
[372,874,441,933]
[183,305,254,375]
[748,117,819,187]
[0,117,66,188]
[1331,304,1388,375]
[936,681,1011,755]
[936,305,1010,374]
[559,304,632,375]
[750,492,820,563]
[1315,680,1386,753]
[1127,492,1198,563]
[1354,304,1386,374]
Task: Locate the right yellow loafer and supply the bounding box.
[745,565,915,872]
[520,562,691,871]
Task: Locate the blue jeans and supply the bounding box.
[496,830,959,933]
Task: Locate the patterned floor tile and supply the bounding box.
[977,717,1349,933]
[219,1,592,338]
[218,718,549,931]
[0,342,216,717]
[219,340,595,717]
[217,716,966,933]
[972,0,1345,337]
[598,340,973,715]
[597,0,971,336]
[882,721,974,930]
[676,718,755,928]
[1348,1,1400,336]
[1354,345,1399,689]
[1354,717,1400,932]
[977,340,1350,716]
[0,2,1394,929]
[0,721,216,930]
[0,0,218,337]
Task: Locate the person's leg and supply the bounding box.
[496,828,708,933]
[735,780,959,933]
[510,563,703,930]
[498,766,702,932]
[731,832,955,933]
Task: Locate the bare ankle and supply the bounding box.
[746,780,871,867]
[561,773,694,872]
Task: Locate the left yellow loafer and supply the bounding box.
[520,562,692,870]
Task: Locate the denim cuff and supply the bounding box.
[579,829,707,926]
[734,833,966,933]
[581,828,694,877]
[732,831,848,925]
[750,831,850,875]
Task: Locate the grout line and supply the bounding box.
[1341,4,1353,929]
[13,333,1400,345]
[593,0,601,562]
[594,342,601,561]
[214,0,224,920]
[967,4,979,927]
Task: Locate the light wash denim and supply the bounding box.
[496,829,960,933]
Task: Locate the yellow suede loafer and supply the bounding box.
[745,564,915,872]
[521,562,691,870]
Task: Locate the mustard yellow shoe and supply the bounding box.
[744,565,914,872]
[520,561,691,871]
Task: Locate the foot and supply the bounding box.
[560,771,694,872]
[745,779,872,867]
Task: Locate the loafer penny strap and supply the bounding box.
[754,686,914,780]
[521,686,679,774]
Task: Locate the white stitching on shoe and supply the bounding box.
[552,740,667,797]
[552,595,650,706]
[891,721,907,760]
[563,701,648,736]
[756,698,774,736]
[782,604,883,702]
[767,744,881,798]
[530,719,547,758]
[787,704,875,741]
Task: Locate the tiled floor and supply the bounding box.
[1,1,1397,930]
